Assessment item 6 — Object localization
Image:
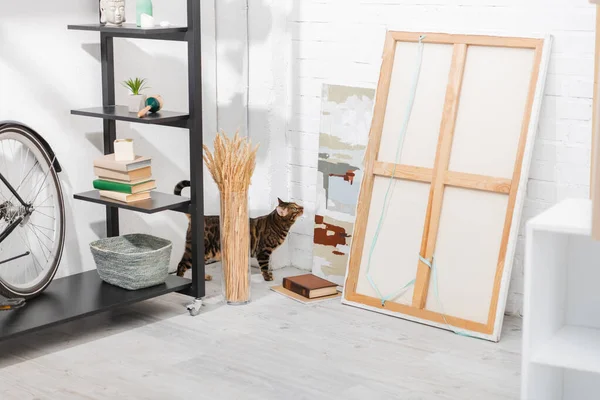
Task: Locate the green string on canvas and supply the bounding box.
[362,35,481,340]
[418,255,478,338]
[365,35,426,306]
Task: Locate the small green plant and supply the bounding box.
[121,78,149,95]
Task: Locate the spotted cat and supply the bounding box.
[174,180,303,281]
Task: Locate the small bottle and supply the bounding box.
[136,0,153,27]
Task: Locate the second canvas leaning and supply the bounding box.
[312,84,376,286]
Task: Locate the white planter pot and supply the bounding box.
[127,94,147,113]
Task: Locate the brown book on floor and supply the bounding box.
[94,166,152,182]
[271,285,341,304]
[282,274,337,299]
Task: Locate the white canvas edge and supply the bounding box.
[491,35,553,341]
[341,34,553,343]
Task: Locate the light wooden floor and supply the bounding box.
[0,266,522,400]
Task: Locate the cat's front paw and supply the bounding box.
[262,271,274,281]
[205,274,213,281]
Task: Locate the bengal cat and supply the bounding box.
[174,180,304,281]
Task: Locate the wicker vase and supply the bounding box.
[220,190,251,305]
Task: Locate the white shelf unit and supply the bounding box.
[522,198,600,400]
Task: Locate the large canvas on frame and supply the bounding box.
[312,84,376,286]
[342,32,552,342]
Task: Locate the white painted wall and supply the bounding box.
[214,0,292,268]
[248,0,292,267]
[284,0,595,315]
[1,0,592,313]
[0,0,291,279]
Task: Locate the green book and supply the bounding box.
[93,179,156,194]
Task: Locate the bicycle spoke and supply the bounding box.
[28,156,56,205]
[29,176,50,205]
[26,224,51,261]
[30,181,51,206]
[33,209,55,220]
[34,193,53,208]
[10,157,40,205]
[29,222,54,232]
[16,158,39,195]
[8,140,15,185]
[30,223,55,244]
[17,229,43,274]
[19,146,29,190]
[0,141,8,185]
[1,140,17,202]
[23,168,44,203]
[11,139,17,183]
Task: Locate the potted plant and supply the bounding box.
[122,78,149,113]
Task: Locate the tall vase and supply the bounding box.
[136,0,153,27]
[219,190,251,305]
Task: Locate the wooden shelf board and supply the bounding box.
[74,190,190,214]
[0,271,191,341]
[71,106,189,128]
[531,325,600,374]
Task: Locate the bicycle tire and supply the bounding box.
[0,124,66,299]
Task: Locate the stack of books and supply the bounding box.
[93,154,156,203]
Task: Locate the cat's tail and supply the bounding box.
[174,180,191,196]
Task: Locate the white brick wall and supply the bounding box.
[283,0,596,315]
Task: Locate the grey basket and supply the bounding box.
[90,234,172,290]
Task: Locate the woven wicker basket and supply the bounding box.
[90,234,172,290]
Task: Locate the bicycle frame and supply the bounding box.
[0,172,28,208]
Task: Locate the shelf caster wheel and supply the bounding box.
[186,298,203,316]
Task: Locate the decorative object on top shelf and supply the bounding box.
[136,0,153,27]
[203,130,258,305]
[122,77,149,113]
[140,14,155,29]
[138,94,164,118]
[100,0,126,27]
[90,234,172,290]
[114,138,135,161]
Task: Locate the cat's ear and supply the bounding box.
[277,197,284,206]
[276,205,288,217]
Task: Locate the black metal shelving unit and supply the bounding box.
[0,1,205,340]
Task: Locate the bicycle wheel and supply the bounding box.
[0,124,65,299]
